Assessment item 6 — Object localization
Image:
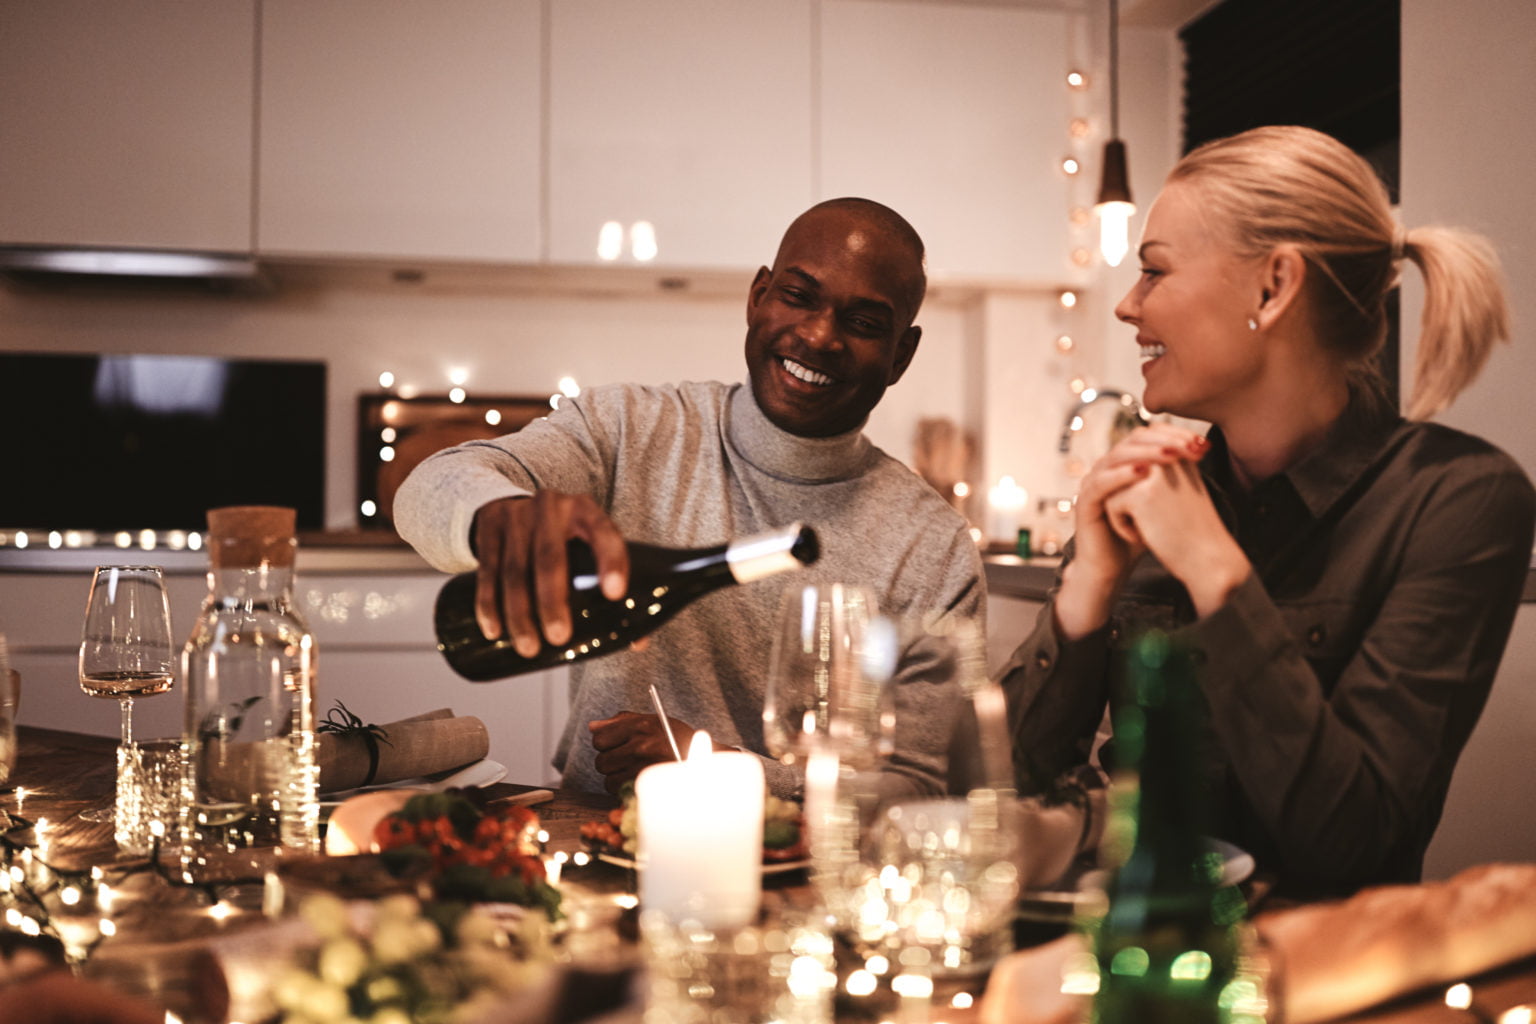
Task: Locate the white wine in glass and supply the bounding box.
[78,565,175,824]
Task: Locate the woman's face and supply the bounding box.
[1115,181,1267,422]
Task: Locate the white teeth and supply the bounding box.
[781,357,833,386]
[1140,342,1166,360]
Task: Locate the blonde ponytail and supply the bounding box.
[1402,226,1511,420]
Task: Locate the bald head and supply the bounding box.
[773,198,927,328]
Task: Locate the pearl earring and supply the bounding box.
[1247,317,1259,331]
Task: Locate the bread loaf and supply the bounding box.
[1255,862,1536,1024]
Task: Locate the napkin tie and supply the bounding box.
[317,702,391,786]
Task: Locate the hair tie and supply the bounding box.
[1391,225,1409,262]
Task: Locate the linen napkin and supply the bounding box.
[316,708,490,793]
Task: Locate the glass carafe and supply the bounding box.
[179,506,319,882]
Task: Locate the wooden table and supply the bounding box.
[0,727,827,1023]
[5,726,1534,1024]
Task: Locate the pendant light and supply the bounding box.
[1095,0,1135,267]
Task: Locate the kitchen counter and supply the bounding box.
[982,553,1059,602]
[5,540,1531,600]
[0,531,430,574]
[983,553,1536,603]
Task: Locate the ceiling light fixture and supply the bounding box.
[1095,0,1135,267]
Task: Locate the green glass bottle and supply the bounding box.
[1087,628,1248,1024]
[434,522,819,681]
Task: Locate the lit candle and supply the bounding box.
[636,730,764,928]
[986,476,1028,547]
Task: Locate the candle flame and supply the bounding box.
[687,730,713,762]
[1446,984,1473,1010]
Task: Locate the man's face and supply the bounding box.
[744,209,922,438]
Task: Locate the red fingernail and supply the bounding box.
[1190,436,1210,451]
[1134,463,1150,475]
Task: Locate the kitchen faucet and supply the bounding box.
[1059,387,1147,454]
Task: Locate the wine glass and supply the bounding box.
[762,582,894,772]
[78,565,175,823]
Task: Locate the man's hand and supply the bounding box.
[589,711,716,795]
[471,491,630,657]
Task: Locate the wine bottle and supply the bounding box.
[1088,628,1246,1024]
[435,522,820,681]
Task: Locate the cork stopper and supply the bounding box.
[205,506,297,569]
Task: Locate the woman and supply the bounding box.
[999,125,1535,900]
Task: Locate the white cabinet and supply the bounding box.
[819,0,1074,282]
[547,0,815,269]
[257,0,543,263]
[1,0,1075,281]
[0,0,255,251]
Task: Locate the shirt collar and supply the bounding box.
[726,382,874,482]
[1206,383,1404,519]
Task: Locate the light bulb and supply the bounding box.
[630,221,658,262]
[596,221,624,261]
[1096,199,1135,267]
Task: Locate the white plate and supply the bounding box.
[319,758,509,808]
[595,852,812,877]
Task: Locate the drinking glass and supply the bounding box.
[869,792,1022,974]
[804,617,1022,982]
[78,565,175,823]
[762,582,893,771]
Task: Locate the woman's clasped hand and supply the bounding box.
[1058,423,1246,639]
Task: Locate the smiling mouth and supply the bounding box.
[1139,342,1166,360]
[780,356,834,386]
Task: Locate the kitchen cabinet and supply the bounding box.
[819,0,1075,282]
[257,0,543,263]
[546,0,815,269]
[0,0,255,252]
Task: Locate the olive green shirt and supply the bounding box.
[999,388,1536,899]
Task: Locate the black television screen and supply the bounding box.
[0,352,326,531]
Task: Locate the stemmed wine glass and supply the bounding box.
[77,565,175,824]
[762,582,895,772]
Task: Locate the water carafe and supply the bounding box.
[179,506,319,882]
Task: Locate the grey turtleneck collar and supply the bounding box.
[725,382,874,484]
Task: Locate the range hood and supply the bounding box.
[0,245,263,285]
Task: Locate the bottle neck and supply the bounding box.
[1113,631,1215,872]
[726,522,818,583]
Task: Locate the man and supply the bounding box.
[395,197,985,798]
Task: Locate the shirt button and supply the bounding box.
[1307,625,1326,646]
[1034,651,1052,670]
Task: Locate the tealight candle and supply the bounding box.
[636,730,764,928]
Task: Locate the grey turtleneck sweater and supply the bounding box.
[394,380,985,798]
